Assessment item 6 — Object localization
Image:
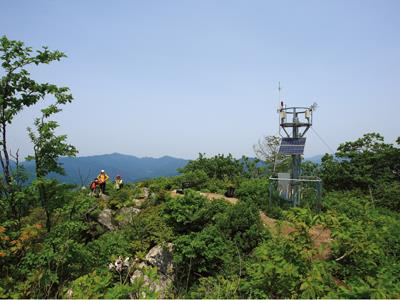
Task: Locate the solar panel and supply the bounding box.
[279,138,306,155]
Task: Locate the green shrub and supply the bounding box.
[162,190,228,234]
[128,205,174,254]
[240,238,312,298]
[374,181,400,212]
[236,178,269,211]
[65,270,112,299]
[173,225,236,286]
[87,230,132,267]
[215,201,268,253]
[188,275,240,299]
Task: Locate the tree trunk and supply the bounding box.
[39,183,51,232]
[0,120,11,186]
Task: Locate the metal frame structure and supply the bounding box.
[269,101,322,207]
[268,176,322,209]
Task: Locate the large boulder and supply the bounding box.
[97,208,115,230]
[145,243,174,276]
[116,207,141,226]
[100,193,110,201]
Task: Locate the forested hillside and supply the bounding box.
[1,36,400,299]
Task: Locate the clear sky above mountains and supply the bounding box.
[2,0,400,159]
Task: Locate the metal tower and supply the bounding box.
[277,102,317,204]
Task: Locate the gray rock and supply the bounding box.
[128,243,174,299]
[143,187,150,199]
[100,193,110,201]
[130,270,172,299]
[97,208,115,230]
[137,187,150,199]
[132,198,146,208]
[117,207,141,226]
[145,243,174,276]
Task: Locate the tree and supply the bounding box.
[253,135,289,174]
[27,103,77,231]
[320,133,400,211]
[179,153,244,181]
[321,133,400,190]
[27,104,77,178]
[0,35,71,190]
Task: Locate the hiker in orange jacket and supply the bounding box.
[97,170,110,194]
[89,178,100,196]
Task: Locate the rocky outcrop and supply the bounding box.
[145,243,174,275]
[142,187,150,199]
[129,243,174,299]
[100,193,110,201]
[97,206,141,229]
[131,187,150,208]
[137,187,149,200]
[132,198,146,208]
[116,207,141,226]
[130,270,172,298]
[97,208,115,230]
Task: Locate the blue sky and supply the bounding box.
[1,0,400,159]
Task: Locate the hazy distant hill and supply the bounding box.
[304,154,324,164]
[20,153,189,185]
[15,153,324,185]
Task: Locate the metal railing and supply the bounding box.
[268,176,322,210]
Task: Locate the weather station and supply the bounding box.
[269,85,322,209]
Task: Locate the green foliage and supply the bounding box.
[175,169,209,189]
[128,205,174,254]
[236,178,270,210]
[373,181,400,211]
[66,270,112,298]
[0,35,72,189]
[188,275,240,299]
[174,225,236,281]
[241,238,306,298]
[162,190,228,234]
[104,283,138,299]
[26,103,77,178]
[215,201,267,253]
[87,230,132,267]
[0,36,70,124]
[30,178,74,232]
[16,220,94,297]
[323,192,400,280]
[320,132,400,212]
[179,153,244,180]
[301,160,319,176]
[321,133,400,190]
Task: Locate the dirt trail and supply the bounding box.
[170,190,239,204]
[259,211,332,260]
[170,190,332,260]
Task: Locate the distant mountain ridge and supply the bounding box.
[15,153,324,185]
[20,153,189,185]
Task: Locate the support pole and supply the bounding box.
[291,108,301,206]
